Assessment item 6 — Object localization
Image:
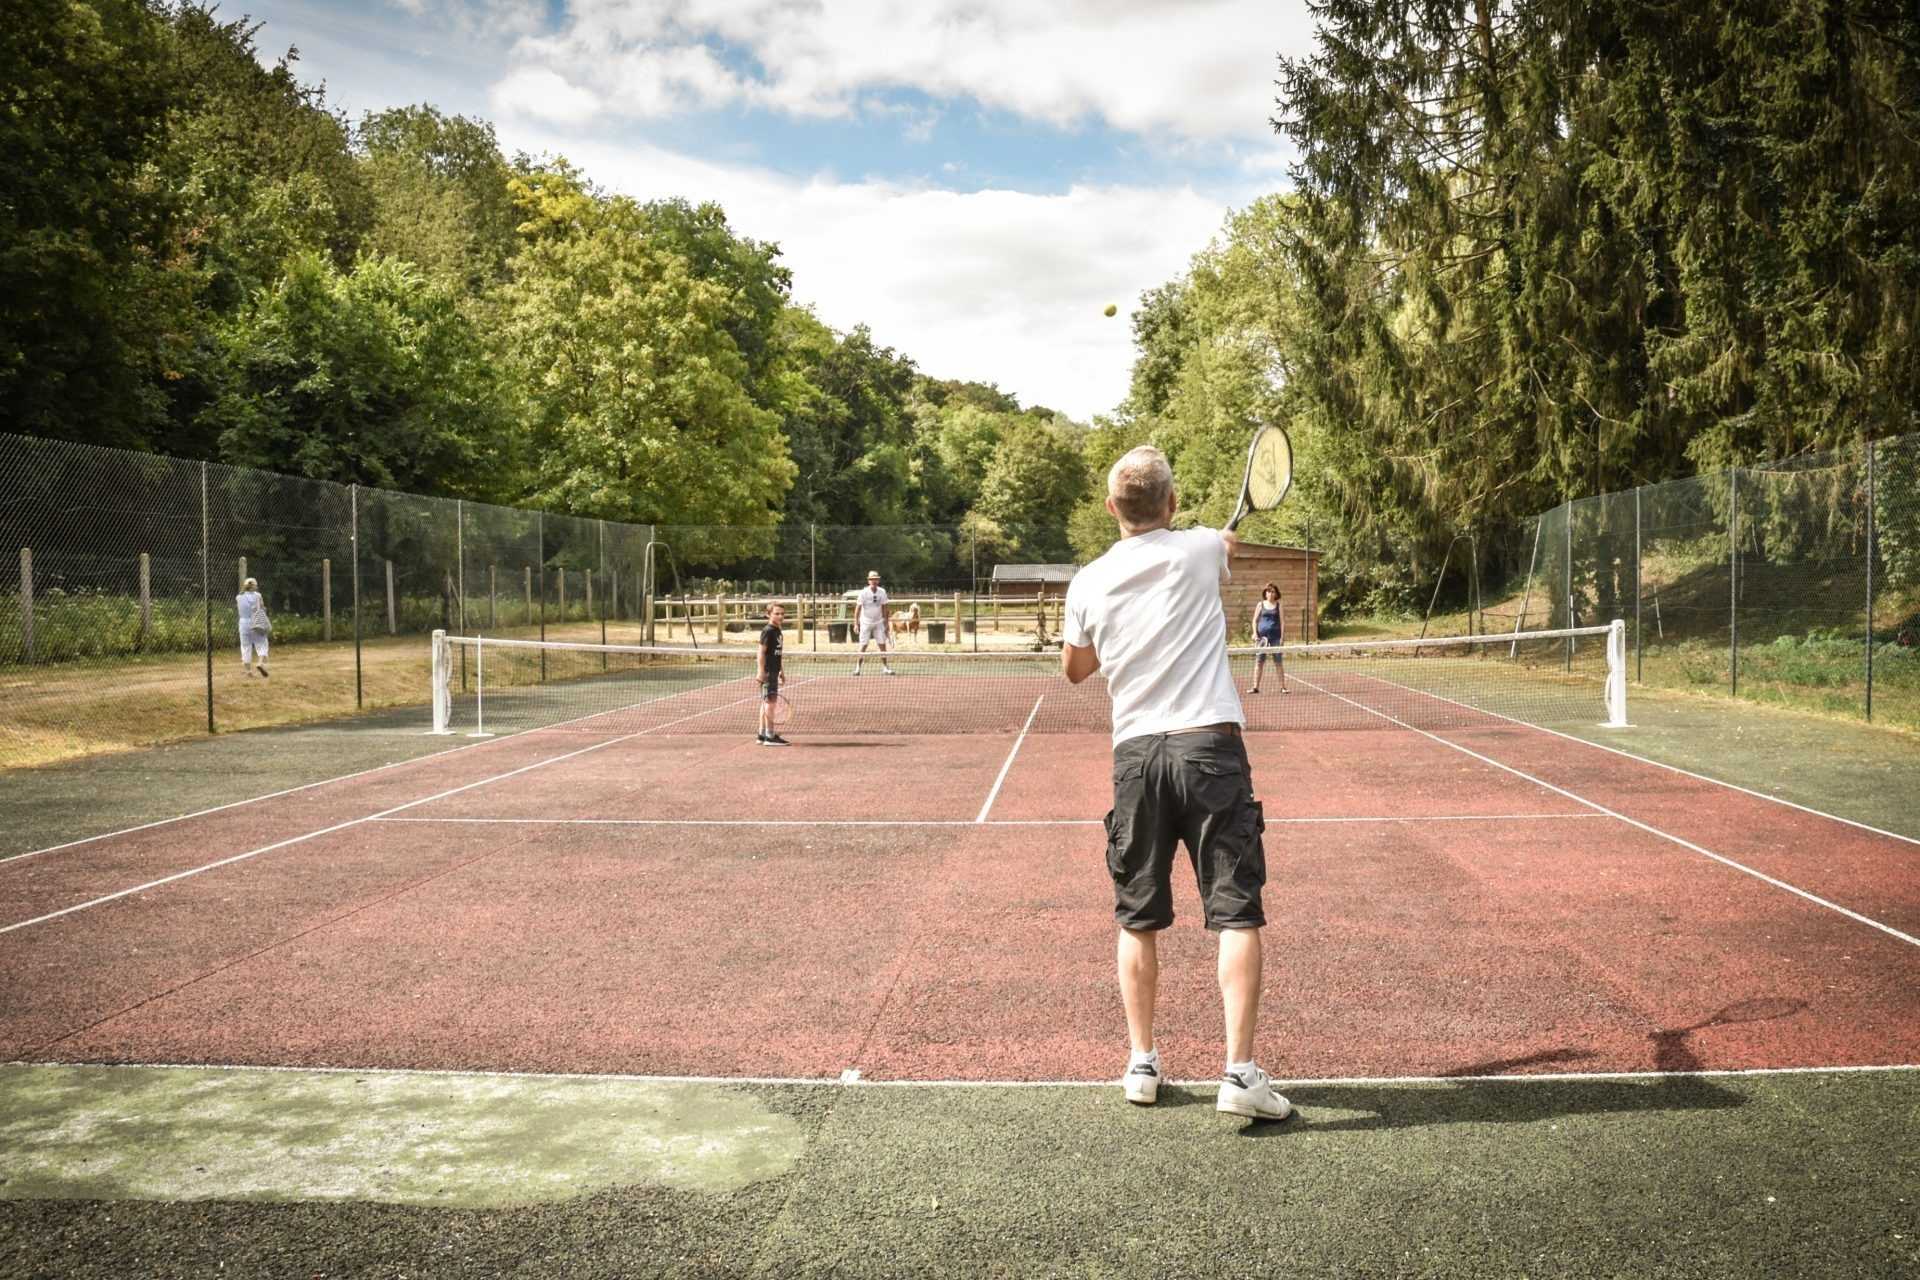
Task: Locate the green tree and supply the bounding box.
[358,105,520,295]
[974,416,1089,562]
[0,0,184,448]
[208,253,512,495]
[496,177,794,526]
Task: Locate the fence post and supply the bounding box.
[970,536,979,651]
[537,512,546,678]
[489,564,497,631]
[1729,468,1739,696]
[322,558,332,641]
[201,460,213,733]
[1563,502,1574,672]
[558,567,567,623]
[17,547,32,664]
[139,552,151,646]
[385,559,396,636]
[1866,440,1876,722]
[237,556,246,594]
[1633,487,1642,683]
[456,500,465,636]
[809,523,818,652]
[351,484,362,710]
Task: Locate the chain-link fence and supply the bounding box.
[1513,433,1920,726]
[0,436,1116,765]
[0,434,660,766]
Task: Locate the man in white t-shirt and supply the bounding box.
[852,569,896,675]
[1061,444,1288,1123]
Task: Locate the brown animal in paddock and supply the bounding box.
[896,602,922,643]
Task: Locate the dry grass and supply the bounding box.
[0,613,1060,769]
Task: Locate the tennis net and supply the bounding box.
[430,623,1627,738]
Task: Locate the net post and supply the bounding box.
[430,629,453,733]
[1603,618,1630,728]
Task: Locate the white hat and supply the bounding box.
[867,570,881,580]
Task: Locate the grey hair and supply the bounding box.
[1107,446,1174,529]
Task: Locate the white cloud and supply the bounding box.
[492,1,1318,138]
[491,67,604,124]
[503,127,1251,419]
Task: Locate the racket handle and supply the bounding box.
[1226,497,1249,532]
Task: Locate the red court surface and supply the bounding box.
[3,710,1917,1084]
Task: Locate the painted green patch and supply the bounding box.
[0,1064,804,1207]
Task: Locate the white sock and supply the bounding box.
[1226,1058,1257,1081]
[1129,1047,1159,1068]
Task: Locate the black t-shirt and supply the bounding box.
[760,623,783,677]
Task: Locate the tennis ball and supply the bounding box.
[1103,304,1118,317]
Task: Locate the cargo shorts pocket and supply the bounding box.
[1105,755,1147,881]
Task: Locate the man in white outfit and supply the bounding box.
[1061,445,1288,1123]
[852,570,895,675]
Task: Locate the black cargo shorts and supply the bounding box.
[1103,728,1266,932]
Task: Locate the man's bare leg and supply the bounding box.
[1118,927,1160,1054]
[1219,926,1262,1064]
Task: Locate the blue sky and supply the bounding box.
[254,0,1318,420]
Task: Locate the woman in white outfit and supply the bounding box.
[236,577,271,678]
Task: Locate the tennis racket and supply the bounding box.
[1226,423,1294,531]
[768,691,793,727]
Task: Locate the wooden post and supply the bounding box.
[237,555,247,593]
[489,564,497,630]
[952,592,961,643]
[558,568,567,622]
[385,559,396,635]
[524,565,533,625]
[17,547,33,663]
[717,593,727,641]
[322,558,332,641]
[138,552,152,645]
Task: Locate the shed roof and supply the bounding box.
[990,564,1079,584]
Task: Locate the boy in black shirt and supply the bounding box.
[757,603,790,746]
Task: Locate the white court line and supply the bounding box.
[1457,698,1920,848]
[369,813,1608,828]
[975,694,1045,823]
[1293,674,1920,950]
[11,1057,1914,1089]
[1316,664,1920,849]
[0,685,774,937]
[2,664,766,869]
[373,816,1099,828]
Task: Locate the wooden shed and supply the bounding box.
[1224,542,1319,642]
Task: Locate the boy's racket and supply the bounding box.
[768,688,793,727]
[1226,423,1294,531]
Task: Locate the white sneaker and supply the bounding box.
[1217,1066,1291,1120]
[1122,1059,1161,1105]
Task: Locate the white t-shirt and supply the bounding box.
[236,590,263,631]
[1063,527,1242,745]
[856,586,889,624]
